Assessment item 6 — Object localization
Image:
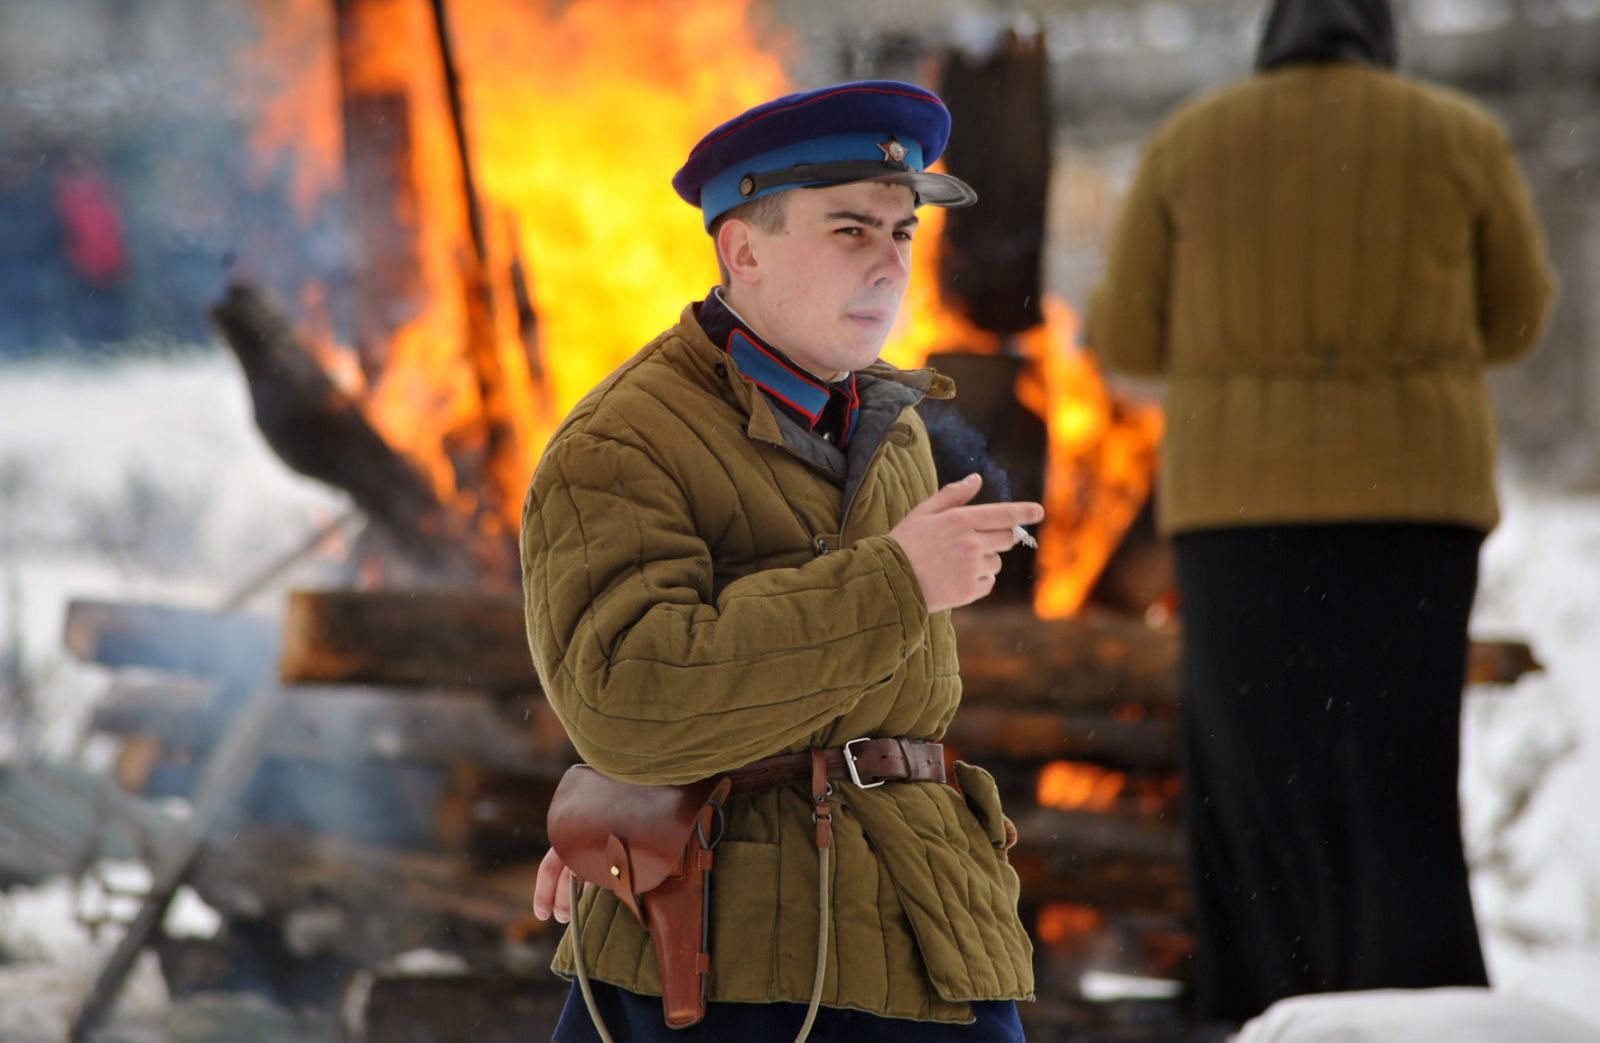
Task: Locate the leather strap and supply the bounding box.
[727,738,944,797]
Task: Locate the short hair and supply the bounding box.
[709,191,790,286]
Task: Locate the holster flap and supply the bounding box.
[547,765,728,897]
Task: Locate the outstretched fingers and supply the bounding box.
[907,473,984,517]
[956,501,1046,532]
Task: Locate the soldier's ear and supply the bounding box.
[716,218,763,287]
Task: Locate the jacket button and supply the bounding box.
[815,537,830,555]
[714,363,728,379]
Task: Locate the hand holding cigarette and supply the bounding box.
[887,473,1045,613]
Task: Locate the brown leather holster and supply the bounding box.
[546,765,732,1028]
[544,740,943,1033]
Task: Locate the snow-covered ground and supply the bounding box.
[1,352,1597,1037]
[1462,478,1600,1029]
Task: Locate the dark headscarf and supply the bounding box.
[1255,0,1397,72]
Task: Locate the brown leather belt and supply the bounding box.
[726,737,945,798]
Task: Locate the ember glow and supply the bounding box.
[242,0,1159,611]
[1037,759,1127,813]
[1035,902,1103,946]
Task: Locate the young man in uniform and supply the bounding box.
[522,80,1039,1041]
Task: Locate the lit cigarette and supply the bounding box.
[1012,525,1037,550]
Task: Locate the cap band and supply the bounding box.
[699,132,926,230]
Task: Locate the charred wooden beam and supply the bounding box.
[276,589,1541,702]
[334,0,426,383]
[427,0,487,270]
[507,231,545,390]
[429,0,537,548]
[209,282,497,583]
[937,30,1051,334]
[281,588,535,689]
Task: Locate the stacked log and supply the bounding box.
[64,591,1539,1038]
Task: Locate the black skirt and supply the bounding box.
[1173,522,1490,1024]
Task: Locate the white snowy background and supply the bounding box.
[1,352,1597,1039]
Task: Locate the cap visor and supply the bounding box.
[877,170,977,209]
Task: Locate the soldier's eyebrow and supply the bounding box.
[824,211,920,231]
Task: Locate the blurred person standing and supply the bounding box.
[1086,0,1555,1027]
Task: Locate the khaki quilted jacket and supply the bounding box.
[1089,62,1555,534]
[519,305,1034,1023]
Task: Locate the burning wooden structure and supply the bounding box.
[23,3,1544,1041]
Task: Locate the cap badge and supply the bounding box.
[878,136,908,164]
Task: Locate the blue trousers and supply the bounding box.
[552,981,1026,1042]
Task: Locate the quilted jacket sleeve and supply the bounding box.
[1475,127,1555,365]
[520,431,930,784]
[1086,135,1172,376]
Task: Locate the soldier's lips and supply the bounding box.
[846,311,890,328]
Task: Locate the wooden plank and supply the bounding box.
[952,606,1182,710]
[280,589,533,688]
[63,599,278,680]
[91,683,570,775]
[943,703,1176,771]
[276,590,1191,701]
[277,589,1540,703]
[1008,806,1189,916]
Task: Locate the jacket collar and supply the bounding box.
[696,289,860,442]
[670,302,955,437]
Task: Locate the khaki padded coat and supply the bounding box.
[1088,62,1555,535]
[519,306,1034,1023]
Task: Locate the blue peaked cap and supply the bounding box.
[673,80,977,230]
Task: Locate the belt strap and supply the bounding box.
[726,737,945,797]
[573,738,940,1043]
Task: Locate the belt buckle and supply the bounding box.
[843,737,886,789]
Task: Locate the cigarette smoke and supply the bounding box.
[916,398,1014,505]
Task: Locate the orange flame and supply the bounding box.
[889,201,1163,617]
[1018,305,1163,618]
[1036,902,1103,946]
[1037,760,1126,813]
[242,0,1159,605]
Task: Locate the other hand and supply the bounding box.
[532,846,578,923]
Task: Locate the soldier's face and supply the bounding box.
[740,181,917,381]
